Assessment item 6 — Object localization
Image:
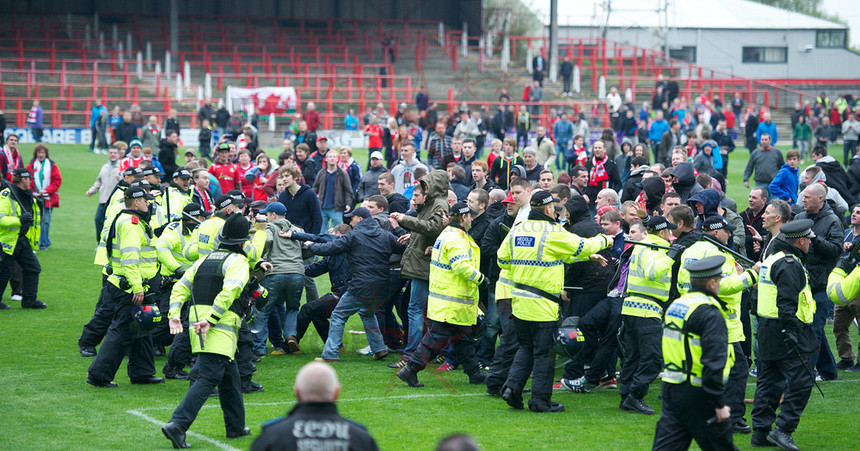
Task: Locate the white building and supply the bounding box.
[529,0,860,79]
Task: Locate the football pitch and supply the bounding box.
[1,142,858,450]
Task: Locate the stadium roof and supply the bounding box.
[528,0,845,30]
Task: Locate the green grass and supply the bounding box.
[1,143,858,450]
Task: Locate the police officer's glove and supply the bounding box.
[172,267,185,281]
[667,243,685,261]
[835,256,856,273]
[781,329,799,354]
[478,274,490,291]
[19,212,33,227]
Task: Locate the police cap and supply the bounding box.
[646,215,677,232]
[173,169,192,179]
[702,216,735,233]
[780,219,815,239]
[122,167,144,178]
[125,185,155,200]
[685,255,726,279]
[12,168,31,179]
[530,190,562,211]
[450,202,478,217]
[183,203,205,217]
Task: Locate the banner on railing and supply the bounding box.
[5,128,92,144]
[226,86,298,118]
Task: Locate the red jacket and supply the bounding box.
[27,159,62,208]
[304,110,321,132]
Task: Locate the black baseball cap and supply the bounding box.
[702,216,735,233]
[12,168,30,178]
[122,167,144,178]
[343,207,371,220]
[183,203,205,217]
[214,194,240,210]
[173,169,192,179]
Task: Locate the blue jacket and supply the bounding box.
[308,217,403,301]
[553,119,573,144]
[649,119,669,142]
[279,184,322,235]
[768,164,799,204]
[90,105,107,128]
[756,121,779,145]
[291,232,350,296]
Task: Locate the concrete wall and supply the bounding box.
[558,26,860,79]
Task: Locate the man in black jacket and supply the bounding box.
[158,130,179,183]
[712,119,734,177]
[849,144,860,204]
[812,146,853,207]
[309,208,402,362]
[560,56,574,96]
[751,220,818,450]
[794,183,843,381]
[555,196,616,392]
[251,362,379,451]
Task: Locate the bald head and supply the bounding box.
[489,188,506,203]
[801,183,826,214]
[294,362,340,403]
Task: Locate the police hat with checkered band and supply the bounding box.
[12,168,30,179]
[183,203,206,218]
[530,190,563,211]
[450,202,478,217]
[702,215,736,233]
[684,255,726,279]
[645,215,677,232]
[122,166,144,178]
[124,185,155,200]
[780,219,815,240]
[173,169,192,179]
[214,194,240,210]
[140,166,164,177]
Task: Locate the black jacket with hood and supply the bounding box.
[563,196,613,293]
[687,189,722,226]
[671,162,702,203]
[816,155,853,207]
[794,202,844,291]
[621,165,650,203]
[641,176,665,216]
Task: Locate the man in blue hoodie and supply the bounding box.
[769,150,800,204]
[648,110,670,162]
[278,163,322,303]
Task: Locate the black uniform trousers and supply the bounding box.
[375,270,409,349]
[406,319,480,376]
[562,292,607,380]
[0,236,40,300]
[581,296,623,383]
[725,342,749,425]
[297,293,338,342]
[237,322,255,383]
[151,280,175,347]
[751,354,814,434]
[485,299,519,392]
[169,352,245,434]
[619,314,662,400]
[503,317,556,410]
[79,278,111,348]
[165,302,192,374]
[87,283,156,383]
[652,382,737,451]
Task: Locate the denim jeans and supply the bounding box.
[320,209,343,233]
[810,290,838,380]
[404,278,429,355]
[251,273,304,354]
[555,142,568,171]
[321,291,386,360]
[39,207,53,249]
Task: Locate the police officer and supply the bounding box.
[652,255,736,451]
[183,192,270,394]
[161,214,255,449]
[751,219,817,450]
[498,190,613,413]
[397,202,488,387]
[141,166,168,233]
[87,186,163,387]
[93,167,143,266]
[163,169,194,222]
[678,216,761,434]
[620,215,676,415]
[250,362,379,451]
[0,168,45,309]
[155,203,208,376]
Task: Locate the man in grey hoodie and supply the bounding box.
[251,202,307,356]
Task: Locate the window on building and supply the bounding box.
[668,46,696,63]
[742,47,787,63]
[816,30,846,48]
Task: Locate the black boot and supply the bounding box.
[162,422,191,449]
[396,363,424,387]
[502,386,524,409]
[767,427,799,451]
[467,371,486,385]
[751,429,776,448]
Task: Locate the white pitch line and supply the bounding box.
[134,392,487,412]
[126,409,240,451]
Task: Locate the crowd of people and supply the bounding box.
[0,78,833,449]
